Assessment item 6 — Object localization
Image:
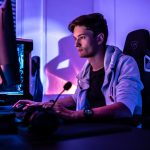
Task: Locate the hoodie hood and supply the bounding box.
[104,45,122,71]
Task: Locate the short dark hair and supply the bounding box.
[68,13,108,46]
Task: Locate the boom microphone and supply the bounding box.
[20,81,72,136]
[50,81,72,108]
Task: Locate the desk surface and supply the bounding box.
[0,106,150,150]
[0,122,150,150]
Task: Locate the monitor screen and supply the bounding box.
[0,39,33,104]
[0,43,24,96]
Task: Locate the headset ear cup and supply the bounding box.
[28,109,60,136]
[21,106,60,136]
[22,107,37,126]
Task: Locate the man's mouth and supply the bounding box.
[78,48,83,52]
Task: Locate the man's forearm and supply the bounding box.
[74,102,132,120]
[92,102,132,119]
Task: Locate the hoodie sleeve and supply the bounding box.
[115,55,144,115]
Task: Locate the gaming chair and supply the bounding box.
[123,29,150,117]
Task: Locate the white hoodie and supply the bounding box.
[72,45,144,115]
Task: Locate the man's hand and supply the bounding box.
[13,100,42,110]
[42,101,83,120]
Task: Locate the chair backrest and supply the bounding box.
[123,29,150,116]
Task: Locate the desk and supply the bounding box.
[50,128,150,150]
[0,106,150,150]
[0,122,150,150]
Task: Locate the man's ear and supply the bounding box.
[96,33,104,45]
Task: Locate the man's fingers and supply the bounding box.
[22,104,30,110]
[42,103,53,108]
[13,99,32,108]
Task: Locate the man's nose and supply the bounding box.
[75,39,81,48]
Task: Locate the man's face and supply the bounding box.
[73,26,98,58]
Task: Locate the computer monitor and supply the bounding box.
[0,0,33,104]
[0,0,19,85]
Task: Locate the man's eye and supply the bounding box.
[79,35,86,40]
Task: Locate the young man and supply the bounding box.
[14,13,143,121]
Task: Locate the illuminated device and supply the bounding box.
[0,0,33,104]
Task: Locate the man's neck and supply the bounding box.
[88,47,105,72]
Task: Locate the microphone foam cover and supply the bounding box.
[63,81,72,90]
